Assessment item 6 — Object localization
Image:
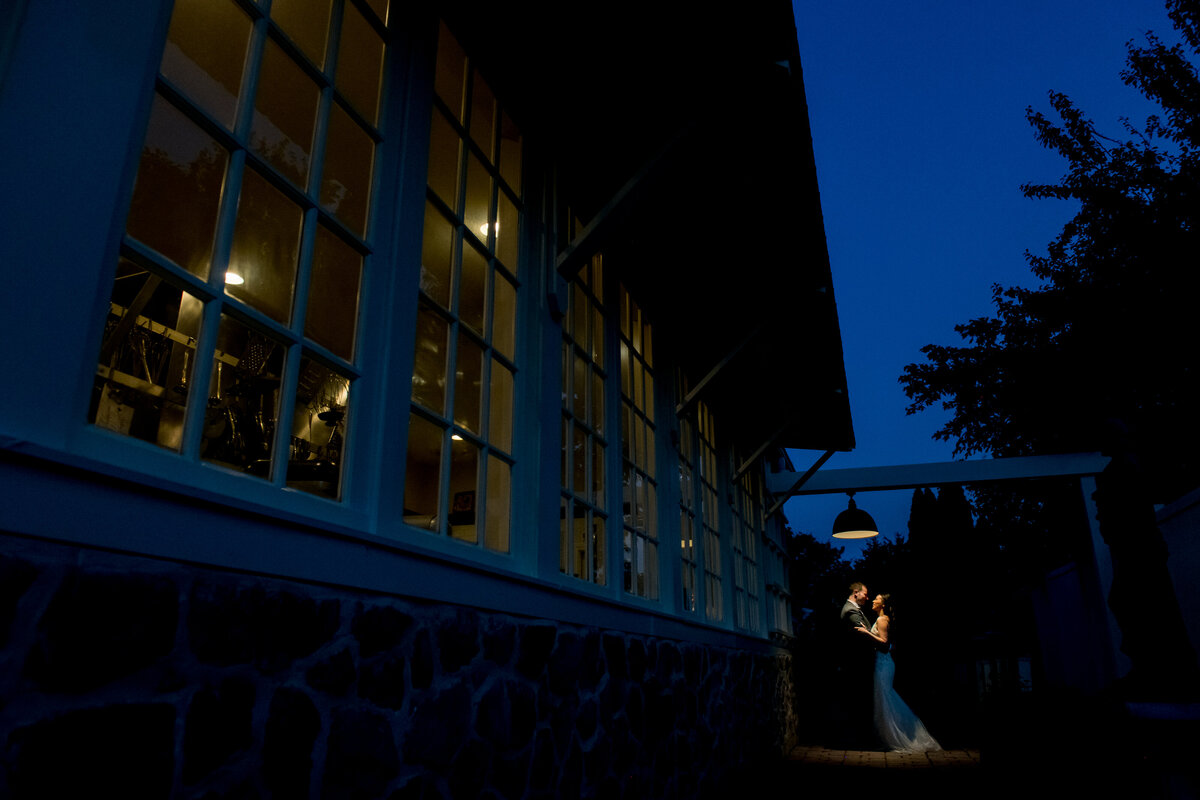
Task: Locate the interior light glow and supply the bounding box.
[225,271,245,286]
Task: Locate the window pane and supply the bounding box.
[454,336,482,434]
[364,0,388,25]
[321,102,375,236]
[485,455,510,552]
[336,1,384,124]
[252,39,319,188]
[464,152,490,246]
[404,414,442,528]
[489,360,513,453]
[91,262,202,451]
[591,369,604,434]
[160,0,250,128]
[420,202,453,308]
[226,168,302,324]
[593,516,606,585]
[270,0,332,68]
[304,225,361,360]
[592,441,605,508]
[572,284,587,353]
[202,315,284,476]
[492,274,516,359]
[560,417,569,490]
[572,354,586,421]
[427,110,461,210]
[434,22,466,122]
[460,241,487,334]
[499,111,521,193]
[449,436,479,543]
[573,426,585,496]
[287,358,348,498]
[591,301,604,369]
[496,192,518,266]
[560,497,570,572]
[126,95,228,279]
[469,70,495,159]
[411,303,448,413]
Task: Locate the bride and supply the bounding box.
[856,593,942,752]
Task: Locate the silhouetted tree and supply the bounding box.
[901,0,1200,502]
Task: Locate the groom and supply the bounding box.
[839,581,886,748]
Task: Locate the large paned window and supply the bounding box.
[697,402,724,622]
[764,518,792,636]
[559,263,659,599]
[403,22,522,552]
[731,465,763,632]
[560,256,607,584]
[90,0,388,499]
[619,286,657,599]
[676,398,699,613]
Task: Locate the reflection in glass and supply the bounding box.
[485,455,510,552]
[492,275,516,359]
[593,516,606,585]
[287,357,349,498]
[270,0,332,67]
[202,315,284,477]
[126,95,228,279]
[404,413,442,528]
[435,21,466,121]
[252,39,319,188]
[91,262,202,451]
[336,0,384,124]
[305,225,361,360]
[227,168,302,323]
[454,336,482,434]
[489,361,513,453]
[321,103,375,236]
[420,203,453,307]
[411,303,448,413]
[427,111,461,209]
[449,437,479,543]
[460,242,487,334]
[160,0,250,128]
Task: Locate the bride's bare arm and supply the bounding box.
[854,616,889,643]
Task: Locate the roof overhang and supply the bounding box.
[447,0,856,454]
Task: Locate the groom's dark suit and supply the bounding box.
[839,599,886,748]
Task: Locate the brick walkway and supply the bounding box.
[789,744,981,769]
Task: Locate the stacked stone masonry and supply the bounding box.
[0,540,796,798]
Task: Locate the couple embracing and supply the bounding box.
[840,581,941,752]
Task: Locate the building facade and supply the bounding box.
[0,1,853,796]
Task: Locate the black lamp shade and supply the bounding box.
[832,496,878,539]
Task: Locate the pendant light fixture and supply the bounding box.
[832,491,878,539]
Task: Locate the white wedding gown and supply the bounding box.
[872,621,942,752]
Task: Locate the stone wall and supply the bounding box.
[0,537,796,798]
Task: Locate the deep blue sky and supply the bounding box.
[785,0,1179,561]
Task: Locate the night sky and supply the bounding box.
[785,0,1180,561]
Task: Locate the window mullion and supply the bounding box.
[270,343,304,486]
